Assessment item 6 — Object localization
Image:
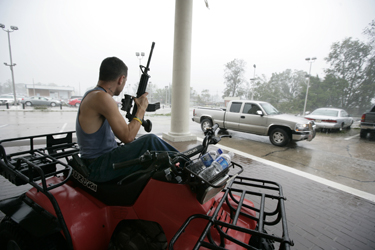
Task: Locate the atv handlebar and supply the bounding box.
[113,124,221,170]
[112,123,235,186]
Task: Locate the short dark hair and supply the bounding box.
[99,57,128,81]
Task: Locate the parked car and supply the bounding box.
[0,94,21,104]
[0,94,13,104]
[21,96,61,107]
[304,108,353,131]
[360,104,375,138]
[192,100,315,147]
[68,97,82,107]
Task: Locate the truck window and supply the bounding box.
[243,103,252,113]
[243,103,261,114]
[230,102,242,113]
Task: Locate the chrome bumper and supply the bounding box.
[293,122,316,141]
[361,123,375,130]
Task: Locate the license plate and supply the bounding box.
[316,119,321,122]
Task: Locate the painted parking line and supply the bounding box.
[0,124,8,128]
[195,137,375,203]
[60,123,67,132]
[344,134,360,140]
[54,123,68,138]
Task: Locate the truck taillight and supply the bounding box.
[361,114,366,122]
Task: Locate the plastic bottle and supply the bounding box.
[200,153,214,167]
[188,159,206,175]
[214,151,234,170]
[198,163,221,181]
[200,148,223,167]
[213,148,223,159]
[198,149,228,181]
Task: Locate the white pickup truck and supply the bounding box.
[192,100,316,147]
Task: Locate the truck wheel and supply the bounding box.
[360,129,368,139]
[269,128,290,147]
[201,118,213,132]
[0,217,64,250]
[109,220,167,250]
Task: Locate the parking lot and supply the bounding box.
[0,106,374,197]
[1,107,375,249]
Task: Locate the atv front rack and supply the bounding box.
[170,170,294,250]
[0,131,79,250]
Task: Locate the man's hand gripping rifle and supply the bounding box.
[121,42,160,132]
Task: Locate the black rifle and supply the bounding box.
[121,42,160,132]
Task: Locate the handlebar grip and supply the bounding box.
[113,158,141,170]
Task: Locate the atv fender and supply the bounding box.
[0,194,61,238]
[26,177,140,250]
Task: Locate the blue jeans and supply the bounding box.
[86,134,178,183]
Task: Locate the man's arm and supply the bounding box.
[96,91,148,143]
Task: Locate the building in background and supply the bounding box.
[25,84,74,100]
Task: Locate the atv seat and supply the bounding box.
[68,153,151,206]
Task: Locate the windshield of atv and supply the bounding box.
[260,103,281,115]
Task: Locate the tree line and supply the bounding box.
[223,20,375,116]
[2,21,374,115]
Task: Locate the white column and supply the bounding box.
[162,0,196,142]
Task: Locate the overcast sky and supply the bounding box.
[0,0,374,98]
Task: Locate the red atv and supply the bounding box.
[0,124,293,249]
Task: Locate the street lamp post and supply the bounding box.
[135,52,145,78]
[165,86,168,105]
[303,57,317,116]
[1,24,18,105]
[250,64,256,100]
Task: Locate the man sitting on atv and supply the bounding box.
[76,57,177,183]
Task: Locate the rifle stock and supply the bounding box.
[121,42,160,132]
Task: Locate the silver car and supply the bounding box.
[0,94,21,104]
[21,96,61,107]
[305,108,353,131]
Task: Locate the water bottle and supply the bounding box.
[200,148,223,167]
[214,151,234,170]
[198,150,226,181]
[188,159,206,175]
[198,163,221,181]
[213,148,223,159]
[200,153,214,167]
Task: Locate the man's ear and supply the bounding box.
[117,75,124,85]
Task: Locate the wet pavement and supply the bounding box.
[1,106,375,249]
[164,140,375,250]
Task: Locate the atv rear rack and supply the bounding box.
[169,171,294,250]
[0,131,79,250]
[0,131,78,188]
